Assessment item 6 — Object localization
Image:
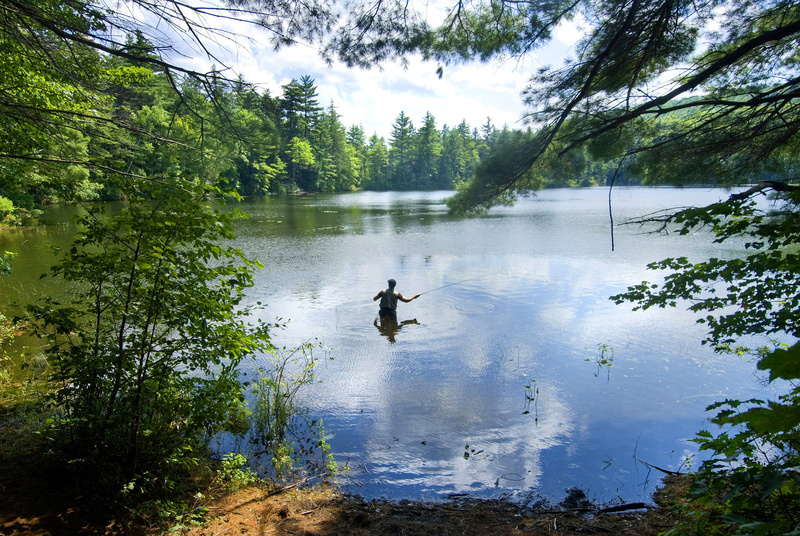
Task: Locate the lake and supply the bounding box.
[0,187,780,505]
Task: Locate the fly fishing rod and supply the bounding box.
[351,270,505,310]
[417,270,505,296]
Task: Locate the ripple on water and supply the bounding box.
[451,301,496,314]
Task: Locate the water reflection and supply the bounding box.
[373,315,420,343]
[3,188,782,505]
[228,189,778,503]
[340,371,575,498]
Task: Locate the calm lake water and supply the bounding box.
[0,187,781,505]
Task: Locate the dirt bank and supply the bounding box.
[0,395,688,536]
[1,451,687,536]
[176,478,687,536]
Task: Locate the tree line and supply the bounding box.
[0,31,495,221]
[0,32,637,227]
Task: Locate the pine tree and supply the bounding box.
[388,112,415,189]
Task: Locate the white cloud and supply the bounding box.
[147,1,585,139]
[553,12,588,47]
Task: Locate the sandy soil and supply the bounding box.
[0,449,687,536]
[177,483,685,536]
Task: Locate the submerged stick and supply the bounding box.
[599,502,650,514]
[638,459,682,476]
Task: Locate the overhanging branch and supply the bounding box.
[730,180,800,201]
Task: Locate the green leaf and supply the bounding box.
[757,342,800,382]
[732,404,800,435]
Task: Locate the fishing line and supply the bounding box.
[349,270,505,310]
[417,270,505,296]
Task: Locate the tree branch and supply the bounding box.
[558,17,800,156]
[729,180,800,201]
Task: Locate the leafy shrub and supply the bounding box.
[28,181,273,498]
[249,343,338,481]
[218,453,260,491]
[0,196,13,218]
[615,189,800,535]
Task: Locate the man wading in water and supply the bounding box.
[373,279,420,317]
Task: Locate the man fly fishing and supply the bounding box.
[373,278,420,318]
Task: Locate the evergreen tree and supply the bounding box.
[280,80,305,143]
[437,120,480,189]
[347,125,368,187]
[346,125,366,151]
[297,76,322,140]
[478,117,495,160]
[280,77,323,189]
[281,75,322,141]
[413,112,442,190]
[388,112,415,189]
[313,102,355,191]
[364,134,390,189]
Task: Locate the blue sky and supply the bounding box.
[219,27,582,139]
[133,1,584,139]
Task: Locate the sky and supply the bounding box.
[163,2,585,140]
